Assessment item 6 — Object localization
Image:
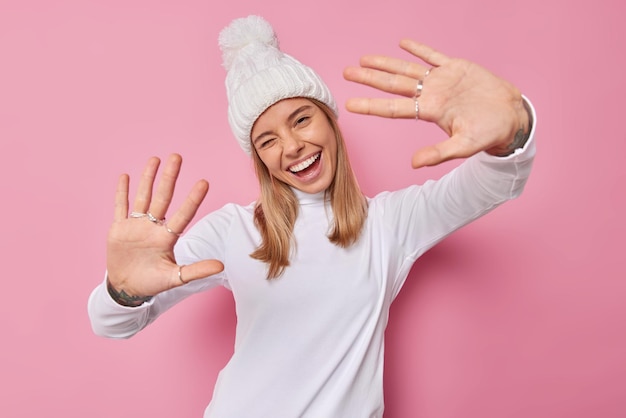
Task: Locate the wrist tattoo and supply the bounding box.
[506,127,529,152]
[106,278,153,307]
[496,99,534,157]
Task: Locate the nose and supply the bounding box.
[282,133,305,156]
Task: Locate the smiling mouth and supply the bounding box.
[288,153,321,174]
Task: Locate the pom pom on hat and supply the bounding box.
[219,15,278,71]
[219,15,338,155]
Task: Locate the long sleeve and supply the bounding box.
[87,272,223,339]
[373,97,537,297]
[87,277,154,339]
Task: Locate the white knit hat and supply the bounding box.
[219,15,338,155]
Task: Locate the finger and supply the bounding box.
[162,179,210,235]
[399,39,450,67]
[344,66,418,98]
[132,156,161,213]
[345,97,416,119]
[357,55,433,81]
[113,174,129,221]
[175,260,225,285]
[411,135,473,169]
[148,153,182,220]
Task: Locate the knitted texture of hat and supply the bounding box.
[219,15,338,155]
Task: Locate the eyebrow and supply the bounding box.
[252,105,313,146]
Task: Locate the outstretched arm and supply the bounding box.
[88,154,225,338]
[343,40,532,168]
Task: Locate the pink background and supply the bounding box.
[1,0,624,417]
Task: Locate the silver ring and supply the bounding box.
[178,265,187,285]
[414,79,423,98]
[147,212,164,224]
[129,211,147,218]
[414,98,420,120]
[164,222,181,236]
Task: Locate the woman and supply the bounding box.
[89,15,536,417]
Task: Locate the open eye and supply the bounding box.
[295,115,310,126]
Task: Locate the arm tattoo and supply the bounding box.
[106,278,153,307]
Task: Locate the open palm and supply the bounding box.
[343,40,531,168]
[106,154,224,302]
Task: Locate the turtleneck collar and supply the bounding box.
[292,188,329,206]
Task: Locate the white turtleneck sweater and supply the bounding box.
[88,126,535,417]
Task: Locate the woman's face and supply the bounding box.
[251,98,337,194]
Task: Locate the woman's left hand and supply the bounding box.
[343,39,530,168]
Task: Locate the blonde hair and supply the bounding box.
[250,99,368,279]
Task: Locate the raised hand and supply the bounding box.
[343,40,531,169]
[106,154,224,306]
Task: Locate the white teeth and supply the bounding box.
[289,153,320,173]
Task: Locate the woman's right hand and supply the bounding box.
[106,153,224,306]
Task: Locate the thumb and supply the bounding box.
[411,135,471,169]
[176,259,225,284]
